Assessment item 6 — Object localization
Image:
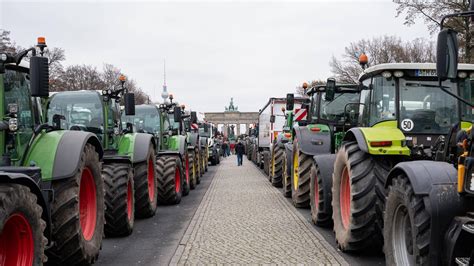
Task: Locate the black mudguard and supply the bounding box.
[387,161,465,265]
[103,154,132,165]
[293,125,331,156]
[312,154,336,214]
[189,132,199,147]
[0,171,52,242]
[133,133,155,164]
[52,131,103,180]
[342,128,369,152]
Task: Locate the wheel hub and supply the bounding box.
[147,158,155,201]
[340,166,351,230]
[392,204,415,265]
[79,167,97,241]
[175,166,181,193]
[127,179,132,220]
[0,213,34,266]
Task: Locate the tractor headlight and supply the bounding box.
[9,118,18,131]
[382,71,392,78]
[0,53,7,62]
[102,90,107,95]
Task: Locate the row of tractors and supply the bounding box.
[246,10,474,266]
[0,38,222,265]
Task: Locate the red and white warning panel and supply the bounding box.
[294,108,307,121]
[191,123,199,130]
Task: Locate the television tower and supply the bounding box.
[161,60,169,102]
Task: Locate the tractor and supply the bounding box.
[183,109,203,186]
[198,121,214,169]
[0,38,105,264]
[326,60,474,261]
[289,82,360,210]
[375,6,474,265]
[269,95,306,190]
[47,77,157,237]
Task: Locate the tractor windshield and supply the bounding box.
[47,92,104,136]
[122,106,160,134]
[319,91,360,123]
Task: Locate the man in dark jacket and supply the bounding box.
[235,140,245,166]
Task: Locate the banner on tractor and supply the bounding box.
[294,108,307,121]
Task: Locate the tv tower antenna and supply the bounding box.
[161,59,169,102]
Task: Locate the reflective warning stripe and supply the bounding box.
[191,123,199,129]
[294,109,307,121]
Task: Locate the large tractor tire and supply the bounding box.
[182,152,191,196]
[263,151,270,178]
[383,175,430,265]
[134,146,158,218]
[310,157,334,227]
[203,150,208,172]
[282,150,291,198]
[103,163,134,237]
[48,143,104,264]
[0,183,47,265]
[331,141,388,251]
[247,144,253,161]
[252,146,257,164]
[157,156,184,205]
[292,139,311,208]
[188,152,197,190]
[271,145,284,187]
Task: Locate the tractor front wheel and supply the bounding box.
[383,175,430,265]
[134,145,158,218]
[292,139,311,208]
[331,141,387,251]
[282,151,291,198]
[263,151,270,178]
[0,184,46,265]
[48,143,104,264]
[157,156,184,205]
[271,145,284,187]
[189,152,197,190]
[103,163,134,236]
[310,162,332,227]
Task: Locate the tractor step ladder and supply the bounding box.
[455,257,470,266]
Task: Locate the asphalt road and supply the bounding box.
[96,165,217,265]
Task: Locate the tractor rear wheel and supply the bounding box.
[182,153,191,196]
[263,151,270,178]
[189,152,197,190]
[331,141,388,251]
[384,175,430,265]
[48,143,104,264]
[157,156,184,205]
[134,145,158,218]
[282,151,291,198]
[103,163,134,237]
[271,145,284,187]
[196,150,202,184]
[292,139,311,208]
[0,184,46,265]
[310,162,332,227]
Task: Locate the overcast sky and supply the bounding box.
[1,0,431,112]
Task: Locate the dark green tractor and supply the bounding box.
[183,110,203,186]
[0,38,105,264]
[47,77,157,237]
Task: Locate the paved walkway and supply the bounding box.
[171,156,347,265]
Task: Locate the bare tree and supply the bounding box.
[394,0,473,62]
[0,29,16,54]
[330,35,435,83]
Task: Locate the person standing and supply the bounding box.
[235,140,245,166]
[222,141,228,158]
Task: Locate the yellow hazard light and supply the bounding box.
[119,75,126,82]
[359,53,368,65]
[37,37,46,45]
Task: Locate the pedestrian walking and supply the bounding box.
[235,140,245,166]
[222,141,228,158]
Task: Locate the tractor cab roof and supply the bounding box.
[358,62,474,81]
[305,83,358,96]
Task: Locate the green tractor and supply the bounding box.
[0,38,105,264]
[123,103,196,204]
[47,77,158,237]
[326,61,474,258]
[183,109,203,186]
[289,82,360,210]
[198,121,212,170]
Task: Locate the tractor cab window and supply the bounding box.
[47,92,104,137]
[3,69,34,162]
[122,107,160,134]
[319,90,360,123]
[459,77,474,122]
[309,91,318,121]
[369,76,396,125]
[399,79,458,134]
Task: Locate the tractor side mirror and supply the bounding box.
[191,111,197,123]
[124,93,135,115]
[174,106,182,122]
[437,28,458,81]
[286,93,294,111]
[270,115,275,123]
[325,78,336,101]
[30,56,49,97]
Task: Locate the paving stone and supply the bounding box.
[171,156,347,265]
